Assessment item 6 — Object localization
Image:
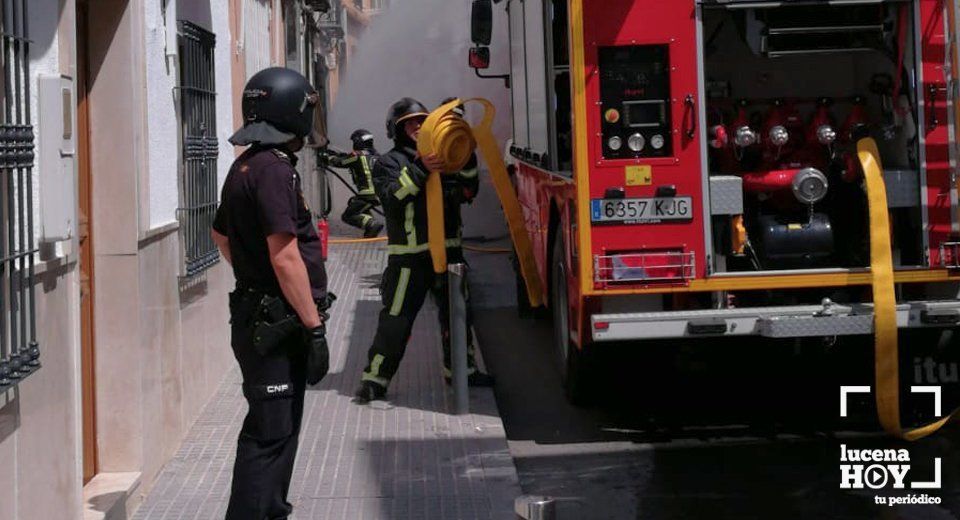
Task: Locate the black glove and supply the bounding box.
[304,324,330,385]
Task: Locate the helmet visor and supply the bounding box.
[395,112,429,128]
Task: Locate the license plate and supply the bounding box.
[590,197,693,224]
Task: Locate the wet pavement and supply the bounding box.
[460,175,960,520]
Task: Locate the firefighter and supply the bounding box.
[355,97,493,404]
[211,67,330,520]
[329,129,384,237]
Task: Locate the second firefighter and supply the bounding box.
[329,129,384,237]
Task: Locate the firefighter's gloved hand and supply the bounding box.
[304,324,330,385]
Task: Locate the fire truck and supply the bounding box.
[468,0,960,406]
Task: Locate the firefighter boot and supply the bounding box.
[363,219,384,238]
[354,381,387,404]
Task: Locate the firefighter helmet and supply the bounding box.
[229,67,320,146]
[385,97,430,141]
[350,128,375,150]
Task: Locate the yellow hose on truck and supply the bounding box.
[858,137,954,440]
[417,97,543,307]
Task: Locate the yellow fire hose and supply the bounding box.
[418,98,543,306]
[327,234,511,253]
[858,137,954,440]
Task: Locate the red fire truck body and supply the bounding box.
[474,0,960,399]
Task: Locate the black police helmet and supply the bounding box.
[385,98,430,141]
[350,129,375,150]
[229,67,319,146]
[440,97,465,118]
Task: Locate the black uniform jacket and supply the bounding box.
[213,146,327,300]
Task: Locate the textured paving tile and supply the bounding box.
[133,243,520,520]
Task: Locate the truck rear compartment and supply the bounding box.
[701,2,927,276]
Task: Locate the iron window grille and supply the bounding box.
[0,0,40,390]
[176,21,220,278]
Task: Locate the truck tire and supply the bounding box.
[551,234,595,405]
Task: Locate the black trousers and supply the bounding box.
[362,250,476,389]
[341,195,380,231]
[226,288,307,520]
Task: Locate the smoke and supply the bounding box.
[328,0,512,152]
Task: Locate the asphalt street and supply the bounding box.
[460,175,960,520]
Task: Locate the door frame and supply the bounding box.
[76,0,98,484]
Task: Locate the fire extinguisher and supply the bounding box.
[317,218,329,260]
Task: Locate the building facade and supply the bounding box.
[0,0,347,518]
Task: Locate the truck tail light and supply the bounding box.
[469,47,490,69]
[594,321,610,331]
[594,250,695,284]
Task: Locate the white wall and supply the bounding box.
[144,0,237,229]
[212,0,237,188]
[243,0,273,79]
[30,0,64,245]
[144,0,180,229]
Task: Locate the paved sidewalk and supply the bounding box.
[132,243,520,520]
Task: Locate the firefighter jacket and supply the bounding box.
[330,150,377,197]
[373,146,481,256]
[373,146,433,257]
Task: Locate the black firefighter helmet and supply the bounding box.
[229,67,321,147]
[350,128,375,151]
[385,97,430,142]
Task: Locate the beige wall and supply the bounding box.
[132,230,233,503]
[85,0,235,509]
[0,263,84,519]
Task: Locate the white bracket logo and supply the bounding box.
[840,385,943,418]
[838,385,943,491]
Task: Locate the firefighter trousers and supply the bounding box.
[225,288,307,520]
[341,195,381,231]
[362,251,477,389]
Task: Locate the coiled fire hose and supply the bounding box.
[858,137,955,440]
[418,98,543,306]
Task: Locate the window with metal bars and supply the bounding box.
[177,21,220,278]
[0,0,40,390]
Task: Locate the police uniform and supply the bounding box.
[214,66,328,520]
[213,145,326,519]
[330,149,382,234]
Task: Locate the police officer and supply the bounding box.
[329,129,383,237]
[355,97,492,403]
[431,97,492,386]
[211,67,330,520]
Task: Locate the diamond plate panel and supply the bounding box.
[709,175,744,215]
[758,314,874,338]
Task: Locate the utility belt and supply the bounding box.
[233,281,337,357]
